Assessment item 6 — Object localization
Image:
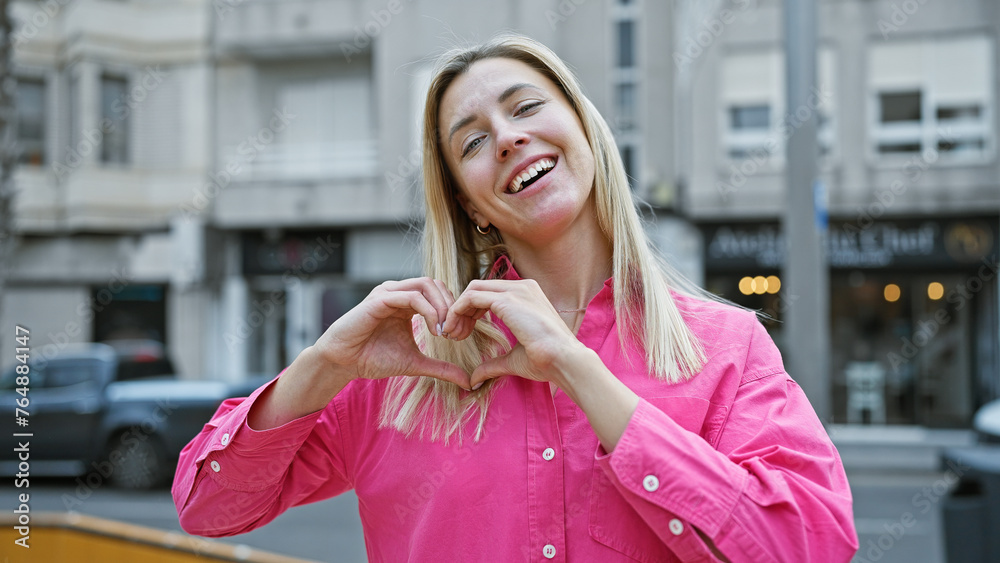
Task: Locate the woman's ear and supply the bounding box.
[455,190,489,230]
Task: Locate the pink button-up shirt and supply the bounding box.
[173,264,859,562]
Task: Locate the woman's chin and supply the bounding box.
[505,204,597,248]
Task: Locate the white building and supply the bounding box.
[3,0,212,377]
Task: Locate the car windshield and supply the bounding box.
[0,358,104,389]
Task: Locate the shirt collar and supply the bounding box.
[487,254,614,290]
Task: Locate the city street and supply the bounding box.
[0,468,948,562]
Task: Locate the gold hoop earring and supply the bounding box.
[476,224,492,235]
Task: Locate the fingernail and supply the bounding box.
[436,323,442,337]
[472,382,483,391]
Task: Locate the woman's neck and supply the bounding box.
[503,209,613,313]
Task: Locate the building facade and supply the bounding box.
[2,0,696,383]
[679,0,1000,427]
[2,0,213,376]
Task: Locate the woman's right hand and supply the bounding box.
[312,277,472,390]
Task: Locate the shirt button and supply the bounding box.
[221,433,230,445]
[542,544,556,559]
[542,447,555,461]
[642,474,659,492]
[669,518,684,536]
[210,460,221,473]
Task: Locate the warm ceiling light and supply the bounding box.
[739,276,754,295]
[753,276,768,295]
[884,283,901,302]
[927,282,944,300]
[765,275,781,294]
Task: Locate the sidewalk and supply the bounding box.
[829,424,976,472]
[830,425,976,563]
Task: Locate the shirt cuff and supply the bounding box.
[200,376,325,493]
[594,397,748,538]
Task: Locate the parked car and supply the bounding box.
[0,341,239,490]
[974,398,1000,443]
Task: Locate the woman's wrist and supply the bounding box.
[550,341,601,392]
[248,346,354,430]
[298,345,356,391]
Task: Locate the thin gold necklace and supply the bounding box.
[556,307,587,313]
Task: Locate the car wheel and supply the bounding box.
[106,433,168,490]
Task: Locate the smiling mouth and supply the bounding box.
[507,158,556,194]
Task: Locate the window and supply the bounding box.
[16,78,45,165]
[237,60,377,181]
[0,360,100,389]
[727,105,772,160]
[101,75,129,164]
[730,105,771,131]
[617,21,635,68]
[43,362,101,388]
[613,2,639,189]
[273,76,374,178]
[411,65,433,148]
[870,36,993,160]
[880,92,922,123]
[620,145,635,189]
[68,71,79,151]
[721,51,780,161]
[721,49,837,164]
[616,82,636,131]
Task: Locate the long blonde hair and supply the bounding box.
[378,34,707,444]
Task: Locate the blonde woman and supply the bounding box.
[174,34,858,562]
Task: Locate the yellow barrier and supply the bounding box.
[0,511,320,563]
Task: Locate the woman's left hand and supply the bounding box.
[440,279,588,389]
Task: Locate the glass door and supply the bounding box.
[830,271,973,426]
[910,275,972,427]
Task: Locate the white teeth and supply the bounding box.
[509,158,555,193]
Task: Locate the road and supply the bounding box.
[0,469,949,562]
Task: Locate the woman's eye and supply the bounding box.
[516,101,543,116]
[462,137,483,157]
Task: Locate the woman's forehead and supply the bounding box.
[440,58,557,124]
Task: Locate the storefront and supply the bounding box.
[702,216,999,428]
[240,229,349,376]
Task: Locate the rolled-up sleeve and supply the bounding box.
[172,375,354,537]
[595,320,859,562]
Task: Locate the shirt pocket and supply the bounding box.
[588,470,682,562]
[587,396,719,563]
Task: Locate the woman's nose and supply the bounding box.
[496,126,529,159]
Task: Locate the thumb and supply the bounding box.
[405,355,472,390]
[471,345,526,390]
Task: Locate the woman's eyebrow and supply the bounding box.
[447,82,542,144]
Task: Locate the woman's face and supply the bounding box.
[438,57,597,248]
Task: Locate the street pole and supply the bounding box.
[783,0,831,423]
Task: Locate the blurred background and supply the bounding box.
[0,0,997,562]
